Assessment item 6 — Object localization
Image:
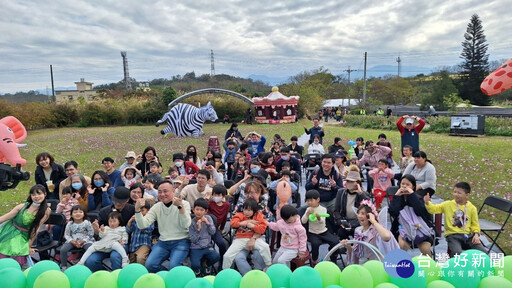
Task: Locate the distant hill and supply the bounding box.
[248,74,290,86]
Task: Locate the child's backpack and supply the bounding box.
[397,206,432,246]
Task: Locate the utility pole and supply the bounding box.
[396,54,402,77]
[210,50,215,77]
[50,65,55,102]
[363,52,367,105]
[344,65,357,98]
[121,51,132,90]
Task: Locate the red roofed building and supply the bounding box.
[253,86,300,124]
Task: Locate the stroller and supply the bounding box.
[302,153,322,180]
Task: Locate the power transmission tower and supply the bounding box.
[210,50,215,77]
[396,55,402,77]
[121,51,132,90]
[344,65,357,98]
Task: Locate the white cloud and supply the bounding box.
[0,0,511,93]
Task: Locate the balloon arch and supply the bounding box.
[167,88,254,108]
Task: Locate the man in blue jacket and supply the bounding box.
[304,119,325,144]
[305,154,343,211]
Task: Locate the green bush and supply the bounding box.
[343,115,396,130]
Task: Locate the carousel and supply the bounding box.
[253,86,300,124]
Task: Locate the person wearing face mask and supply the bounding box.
[333,170,370,240]
[208,185,230,268]
[224,122,243,141]
[69,174,91,212]
[275,147,301,174]
[307,135,325,155]
[185,145,202,167]
[87,171,115,212]
[173,153,199,177]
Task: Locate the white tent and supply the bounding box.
[323,99,361,107]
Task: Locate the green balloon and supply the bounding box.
[240,270,272,288]
[314,261,341,287]
[84,271,116,288]
[390,262,427,288]
[0,267,26,288]
[460,249,492,279]
[478,276,512,288]
[412,255,440,284]
[375,284,400,288]
[290,266,322,288]
[111,269,121,283]
[184,278,213,288]
[165,266,196,288]
[340,264,373,288]
[203,276,215,285]
[325,286,343,288]
[0,258,21,271]
[64,265,92,288]
[24,267,31,277]
[118,264,148,288]
[494,255,512,282]
[363,260,390,286]
[133,274,165,288]
[213,269,242,288]
[27,260,60,288]
[33,270,70,288]
[266,264,292,288]
[156,271,168,280]
[426,280,455,288]
[442,257,480,288]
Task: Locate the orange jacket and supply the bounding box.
[231,211,267,238]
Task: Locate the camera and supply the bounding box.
[0,163,30,191]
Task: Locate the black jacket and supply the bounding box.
[333,188,370,226]
[34,162,67,196]
[388,192,434,238]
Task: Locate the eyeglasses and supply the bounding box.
[246,191,259,195]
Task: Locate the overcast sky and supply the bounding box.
[1,0,511,93]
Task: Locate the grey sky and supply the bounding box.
[0,0,510,93]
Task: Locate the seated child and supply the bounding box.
[342,200,399,265]
[208,185,230,267]
[302,190,340,264]
[126,201,154,265]
[268,205,307,267]
[424,182,486,257]
[77,211,129,267]
[121,167,142,188]
[189,199,220,276]
[222,198,272,270]
[146,161,163,182]
[376,133,393,167]
[167,166,179,181]
[398,145,414,174]
[143,177,158,201]
[368,158,395,209]
[59,205,94,270]
[56,186,79,221]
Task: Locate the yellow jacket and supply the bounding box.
[425,199,480,237]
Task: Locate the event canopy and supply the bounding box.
[253,86,300,124]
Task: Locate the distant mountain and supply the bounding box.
[248,74,290,86]
[364,65,433,78]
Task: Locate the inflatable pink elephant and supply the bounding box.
[0,116,27,166]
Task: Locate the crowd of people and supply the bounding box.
[0,116,488,276]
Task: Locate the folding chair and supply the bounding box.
[477,195,512,253]
[385,186,399,206]
[47,199,60,211]
[31,212,67,262]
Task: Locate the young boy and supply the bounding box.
[126,201,154,265]
[424,182,486,257]
[398,145,414,174]
[369,158,395,209]
[223,140,240,180]
[208,185,230,268]
[302,189,340,265]
[147,161,163,182]
[376,133,393,167]
[142,177,158,202]
[189,198,220,276]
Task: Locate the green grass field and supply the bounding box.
[3,120,511,253]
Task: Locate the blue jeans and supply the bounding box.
[84,251,122,272]
[145,239,190,273]
[190,247,220,273]
[234,249,265,276]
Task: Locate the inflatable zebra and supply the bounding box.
[156,102,218,137]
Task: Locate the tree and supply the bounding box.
[162,86,177,106]
[458,14,490,105]
[424,71,458,110]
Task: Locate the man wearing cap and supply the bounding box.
[173,153,199,176]
[85,187,135,271]
[120,151,138,171]
[397,115,425,154]
[178,169,212,209]
[134,180,191,272]
[305,154,343,211]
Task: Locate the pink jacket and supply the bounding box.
[56,198,79,221]
[369,167,394,192]
[268,217,307,253]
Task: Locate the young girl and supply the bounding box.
[201,149,215,169]
[267,205,307,267]
[56,186,79,221]
[230,153,247,182]
[342,200,399,265]
[87,171,115,212]
[222,198,272,270]
[307,135,325,155]
[142,177,158,203]
[77,211,129,267]
[121,167,142,188]
[0,184,51,265]
[354,137,365,158]
[398,145,414,174]
[369,159,395,209]
[59,205,94,270]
